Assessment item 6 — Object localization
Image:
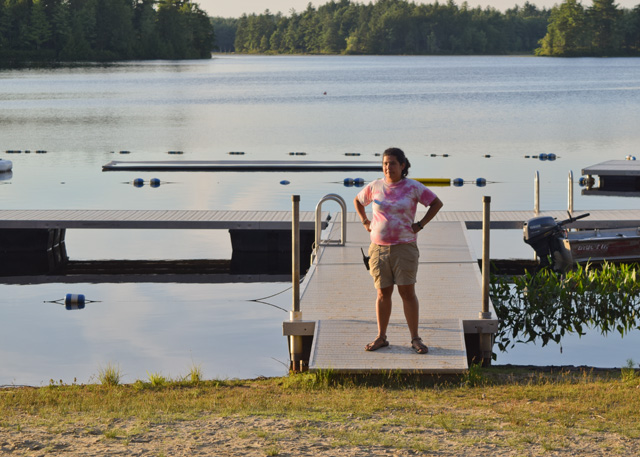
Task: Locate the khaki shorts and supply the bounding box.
[368,242,419,289]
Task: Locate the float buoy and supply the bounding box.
[414,178,451,186]
[343,178,354,187]
[229,151,245,155]
[133,178,144,187]
[354,178,365,187]
[548,153,557,161]
[120,150,131,154]
[150,178,161,188]
[453,178,464,187]
[476,178,487,187]
[65,294,85,310]
[280,180,290,185]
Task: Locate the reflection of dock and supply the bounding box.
[582,160,640,196]
[0,259,290,285]
[102,160,382,172]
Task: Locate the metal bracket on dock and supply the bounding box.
[312,193,347,264]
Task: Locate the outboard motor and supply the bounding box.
[523,212,590,268]
[523,216,563,266]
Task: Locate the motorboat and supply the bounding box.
[523,212,640,270]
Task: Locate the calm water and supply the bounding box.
[2,56,640,385]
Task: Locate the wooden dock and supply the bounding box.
[0,209,320,230]
[2,208,638,230]
[289,219,496,374]
[102,160,382,172]
[582,160,640,196]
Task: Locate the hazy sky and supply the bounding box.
[200,0,639,18]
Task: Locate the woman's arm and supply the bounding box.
[354,196,372,232]
[413,197,443,233]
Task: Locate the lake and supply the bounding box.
[1,55,640,385]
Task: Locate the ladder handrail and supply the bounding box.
[313,193,347,263]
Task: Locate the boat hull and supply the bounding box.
[561,227,640,266]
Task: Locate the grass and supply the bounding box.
[96,362,122,387]
[1,366,639,454]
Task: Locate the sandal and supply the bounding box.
[411,337,428,354]
[365,336,389,352]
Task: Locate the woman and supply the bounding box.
[354,147,443,354]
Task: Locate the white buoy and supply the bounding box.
[65,294,85,310]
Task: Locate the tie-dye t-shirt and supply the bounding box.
[356,178,437,246]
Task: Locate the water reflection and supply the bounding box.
[0,282,292,385]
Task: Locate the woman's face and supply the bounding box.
[383,154,405,183]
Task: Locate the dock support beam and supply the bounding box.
[568,170,574,214]
[479,196,493,367]
[534,171,540,215]
[288,195,306,372]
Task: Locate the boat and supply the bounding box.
[0,159,12,172]
[523,212,640,270]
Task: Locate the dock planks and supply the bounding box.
[102,160,382,172]
[0,209,320,230]
[2,208,638,231]
[302,220,497,374]
[582,160,640,177]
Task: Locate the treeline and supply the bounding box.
[231,0,551,55]
[0,0,214,63]
[536,0,640,56]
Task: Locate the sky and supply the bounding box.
[199,0,639,18]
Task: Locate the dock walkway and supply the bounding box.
[294,208,640,374]
[2,208,638,230]
[0,209,319,230]
[298,219,497,374]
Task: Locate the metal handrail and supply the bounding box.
[312,193,347,263]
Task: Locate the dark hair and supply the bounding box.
[383,147,411,178]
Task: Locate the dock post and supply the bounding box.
[534,171,540,215]
[479,196,493,366]
[289,195,304,372]
[568,170,574,214]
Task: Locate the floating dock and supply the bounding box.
[582,160,640,196]
[102,160,382,172]
[289,217,496,374]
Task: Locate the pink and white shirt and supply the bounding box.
[356,178,437,246]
